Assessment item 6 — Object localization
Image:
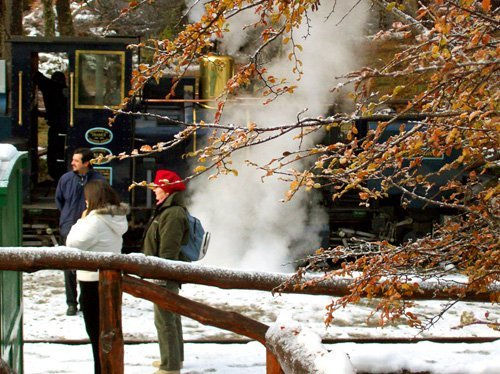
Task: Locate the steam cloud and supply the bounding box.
[187,0,370,271]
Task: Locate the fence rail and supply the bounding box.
[1,247,497,301]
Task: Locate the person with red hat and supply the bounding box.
[142,169,189,374]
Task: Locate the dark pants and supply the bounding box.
[79,281,101,374]
[61,236,78,307]
[64,269,78,307]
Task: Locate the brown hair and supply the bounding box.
[84,180,121,213]
[74,147,93,164]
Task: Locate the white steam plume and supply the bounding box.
[187,0,370,271]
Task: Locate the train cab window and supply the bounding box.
[75,50,124,108]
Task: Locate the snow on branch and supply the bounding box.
[372,0,429,36]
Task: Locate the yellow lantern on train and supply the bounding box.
[199,55,234,100]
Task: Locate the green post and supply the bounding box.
[0,144,27,373]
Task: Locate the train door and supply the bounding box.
[10,37,137,202]
[71,46,135,201]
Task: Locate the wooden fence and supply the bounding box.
[0,247,498,374]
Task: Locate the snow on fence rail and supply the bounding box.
[0,247,498,301]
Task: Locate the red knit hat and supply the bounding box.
[153,169,186,194]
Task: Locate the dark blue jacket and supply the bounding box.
[55,169,104,238]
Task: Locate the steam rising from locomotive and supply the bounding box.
[188,1,371,271]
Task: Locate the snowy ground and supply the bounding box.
[23,270,500,373]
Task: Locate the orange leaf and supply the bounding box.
[359,192,369,200]
[482,0,491,11]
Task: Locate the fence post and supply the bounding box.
[266,349,283,374]
[99,270,124,374]
[0,358,13,374]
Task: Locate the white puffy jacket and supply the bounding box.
[66,203,129,281]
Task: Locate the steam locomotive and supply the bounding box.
[0,36,232,250]
[0,36,460,251]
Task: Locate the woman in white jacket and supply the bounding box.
[66,179,129,374]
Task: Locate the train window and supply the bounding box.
[75,50,125,109]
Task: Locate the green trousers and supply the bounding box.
[154,281,184,371]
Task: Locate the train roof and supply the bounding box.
[8,36,139,46]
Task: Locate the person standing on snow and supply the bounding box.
[55,147,104,316]
[142,169,189,374]
[66,179,129,374]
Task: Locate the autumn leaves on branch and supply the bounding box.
[111,0,498,328]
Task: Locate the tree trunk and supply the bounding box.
[1,0,23,59]
[23,0,34,12]
[55,0,74,36]
[41,0,55,37]
[0,0,6,59]
[10,0,23,36]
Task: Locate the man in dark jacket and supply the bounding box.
[143,169,189,374]
[34,71,68,181]
[55,147,103,316]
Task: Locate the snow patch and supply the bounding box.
[266,313,355,374]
